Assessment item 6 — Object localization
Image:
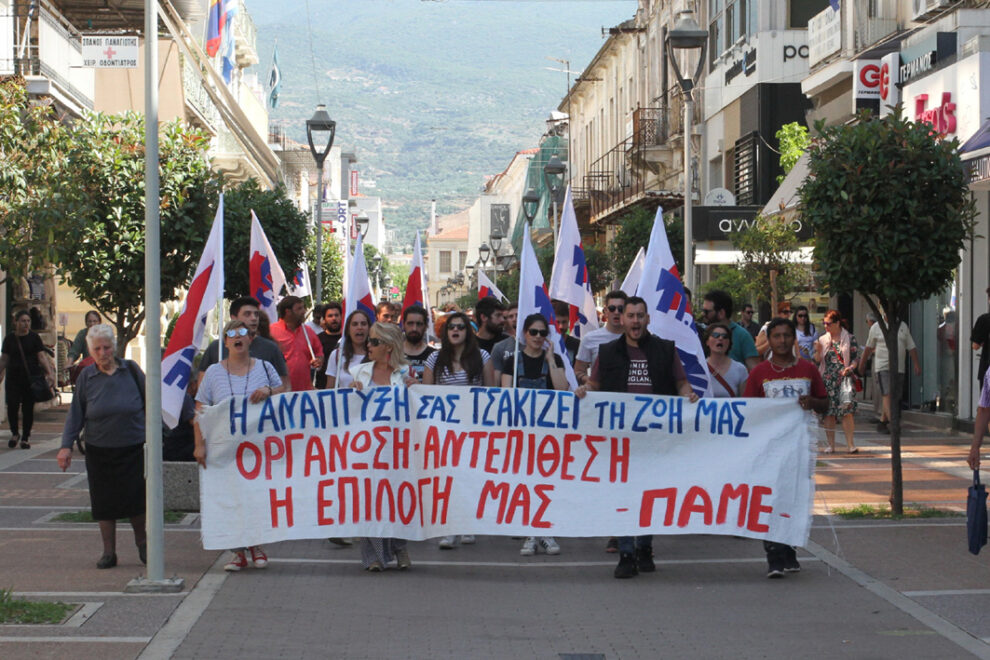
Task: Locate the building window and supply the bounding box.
[458,250,467,271]
[439,250,451,273]
[789,0,830,29]
[709,0,758,65]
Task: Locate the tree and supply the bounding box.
[799,108,977,514]
[0,77,71,283]
[609,206,683,292]
[776,121,810,183]
[220,179,309,300]
[730,215,810,313]
[306,230,345,303]
[56,111,221,355]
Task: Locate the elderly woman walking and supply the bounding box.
[57,324,146,569]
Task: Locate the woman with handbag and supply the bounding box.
[814,310,860,454]
[705,322,749,398]
[57,324,146,568]
[0,309,55,449]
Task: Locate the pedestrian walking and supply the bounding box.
[704,322,748,397]
[815,310,860,454]
[0,309,55,449]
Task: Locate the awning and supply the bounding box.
[960,117,990,161]
[696,247,814,266]
[761,152,809,219]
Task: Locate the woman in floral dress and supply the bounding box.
[814,309,860,454]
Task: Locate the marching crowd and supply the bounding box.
[4,285,941,580]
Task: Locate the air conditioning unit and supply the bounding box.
[912,0,952,21]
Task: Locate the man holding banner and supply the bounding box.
[577,295,699,579]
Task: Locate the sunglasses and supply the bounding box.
[607,305,624,313]
[823,320,833,326]
[367,337,383,347]
[225,327,249,338]
[527,328,549,337]
[796,314,808,318]
[447,323,467,331]
[710,332,730,339]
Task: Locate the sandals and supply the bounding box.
[822,447,834,454]
[8,434,18,449]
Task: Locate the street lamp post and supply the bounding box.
[666,9,707,293]
[306,104,336,302]
[489,230,503,290]
[543,154,566,246]
[370,254,382,300]
[522,188,540,226]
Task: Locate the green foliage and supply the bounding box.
[306,229,344,302]
[608,207,683,292]
[0,77,71,283]
[698,265,750,311]
[0,588,74,624]
[776,121,810,183]
[730,215,811,309]
[221,179,308,300]
[583,243,614,295]
[831,504,962,520]
[799,108,976,311]
[55,112,220,353]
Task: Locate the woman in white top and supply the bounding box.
[793,306,819,362]
[705,322,748,398]
[423,311,494,549]
[325,309,372,388]
[194,319,286,572]
[351,323,417,572]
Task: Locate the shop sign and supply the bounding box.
[692,206,813,242]
[898,32,957,86]
[854,60,881,99]
[879,52,901,116]
[808,5,841,67]
[725,47,757,85]
[967,154,990,185]
[914,92,956,135]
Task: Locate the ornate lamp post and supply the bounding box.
[306,104,336,301]
[356,210,370,239]
[522,188,540,225]
[666,9,707,293]
[543,154,566,245]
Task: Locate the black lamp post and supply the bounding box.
[306,104,336,302]
[356,211,370,239]
[666,9,707,293]
[543,154,566,245]
[370,253,382,294]
[522,188,540,225]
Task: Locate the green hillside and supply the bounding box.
[248,0,636,248]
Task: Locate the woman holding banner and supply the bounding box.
[352,322,417,571]
[501,313,565,556]
[194,319,285,572]
[705,322,748,398]
[325,310,372,389]
[424,311,495,549]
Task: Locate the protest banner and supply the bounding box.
[197,386,815,550]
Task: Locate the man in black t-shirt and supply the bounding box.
[316,302,343,388]
[402,306,435,382]
[474,297,508,355]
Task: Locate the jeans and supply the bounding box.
[618,535,652,555]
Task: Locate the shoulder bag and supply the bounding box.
[16,334,54,402]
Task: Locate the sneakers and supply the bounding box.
[635,546,656,573]
[395,548,411,570]
[614,552,638,579]
[460,535,475,545]
[605,537,619,553]
[520,537,537,556]
[767,563,786,579]
[783,547,801,573]
[249,546,268,568]
[538,537,560,555]
[224,551,249,572]
[438,535,457,549]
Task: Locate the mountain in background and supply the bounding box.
[248,0,636,249]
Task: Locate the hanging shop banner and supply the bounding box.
[197,386,815,550]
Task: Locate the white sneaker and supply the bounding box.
[538,537,560,555]
[460,535,475,545]
[438,535,457,549]
[520,537,537,556]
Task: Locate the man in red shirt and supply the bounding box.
[744,316,828,578]
[270,296,323,391]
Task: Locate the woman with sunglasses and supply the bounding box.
[705,322,748,398]
[350,323,417,571]
[194,319,286,571]
[792,306,819,362]
[325,310,373,389]
[814,310,860,454]
[424,311,494,549]
[500,314,566,556]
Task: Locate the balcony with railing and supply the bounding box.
[233,9,258,67]
[854,0,899,53]
[5,0,94,114]
[182,54,220,132]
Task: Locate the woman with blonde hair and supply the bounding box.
[352,321,417,571]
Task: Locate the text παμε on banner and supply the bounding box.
[196,386,815,549]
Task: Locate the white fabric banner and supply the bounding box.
[197,387,815,550]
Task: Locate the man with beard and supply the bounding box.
[474,297,508,354]
[491,302,519,384]
[198,297,288,386]
[402,306,435,382]
[315,302,343,388]
[270,296,323,391]
[576,296,699,579]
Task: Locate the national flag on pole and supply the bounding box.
[220,0,238,84]
[636,207,710,397]
[345,233,377,324]
[205,0,224,57]
[516,227,578,391]
[249,211,288,323]
[402,232,428,312]
[548,186,600,339]
[268,44,282,109]
[288,264,312,299]
[477,270,506,302]
[620,246,646,295]
[161,196,225,428]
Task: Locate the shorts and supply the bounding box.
[876,370,890,396]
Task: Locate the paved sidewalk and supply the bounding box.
[2,406,990,659]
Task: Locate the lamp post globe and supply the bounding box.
[522,187,540,225]
[306,104,336,302]
[543,154,566,245]
[666,9,707,293]
[356,211,370,239]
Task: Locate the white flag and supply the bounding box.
[548,186,600,339]
[620,247,645,295]
[249,211,288,322]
